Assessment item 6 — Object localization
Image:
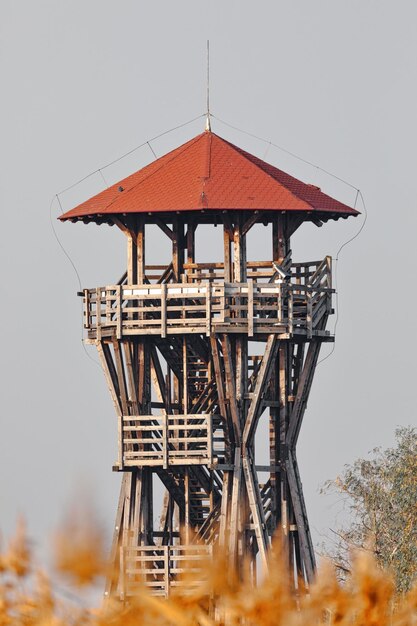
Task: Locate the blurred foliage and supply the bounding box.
[322,426,416,594]
[1,514,417,625]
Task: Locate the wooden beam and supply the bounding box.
[96,340,122,416]
[221,335,241,441]
[242,456,269,571]
[137,216,145,283]
[172,217,184,281]
[233,215,247,282]
[286,339,322,448]
[104,473,129,598]
[112,339,129,414]
[229,448,242,569]
[210,336,234,450]
[150,346,167,407]
[122,342,139,413]
[243,335,278,447]
[127,231,138,285]
[112,216,130,236]
[186,221,197,278]
[286,450,316,583]
[155,217,175,241]
[242,212,262,236]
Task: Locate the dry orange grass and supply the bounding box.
[1,520,416,626]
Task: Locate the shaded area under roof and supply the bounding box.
[59,131,359,223]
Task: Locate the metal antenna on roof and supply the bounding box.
[205,40,211,131]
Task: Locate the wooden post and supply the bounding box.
[172,217,184,281]
[137,216,145,284]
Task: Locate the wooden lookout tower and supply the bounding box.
[60,129,358,599]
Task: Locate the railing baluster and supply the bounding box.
[84,289,90,329]
[118,414,124,469]
[161,283,167,338]
[119,547,125,602]
[207,414,213,466]
[116,285,122,339]
[163,412,168,469]
[165,545,170,598]
[96,287,102,340]
[278,283,283,324]
[205,282,211,336]
[248,279,254,337]
[307,289,313,338]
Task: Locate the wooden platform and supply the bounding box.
[83,257,333,341]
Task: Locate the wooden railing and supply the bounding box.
[144,255,325,284]
[121,544,212,598]
[83,257,332,339]
[119,413,225,468]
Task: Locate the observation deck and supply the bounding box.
[83,257,333,341]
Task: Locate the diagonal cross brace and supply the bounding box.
[242,335,279,447]
[286,339,322,449]
[286,450,316,583]
[242,456,270,571]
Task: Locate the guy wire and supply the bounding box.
[49,195,101,368]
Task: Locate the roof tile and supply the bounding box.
[60,131,359,221]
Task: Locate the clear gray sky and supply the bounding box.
[1,0,416,563]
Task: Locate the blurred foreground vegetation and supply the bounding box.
[1,517,416,626]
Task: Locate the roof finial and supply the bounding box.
[205,39,211,132]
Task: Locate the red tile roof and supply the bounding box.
[59,131,359,222]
